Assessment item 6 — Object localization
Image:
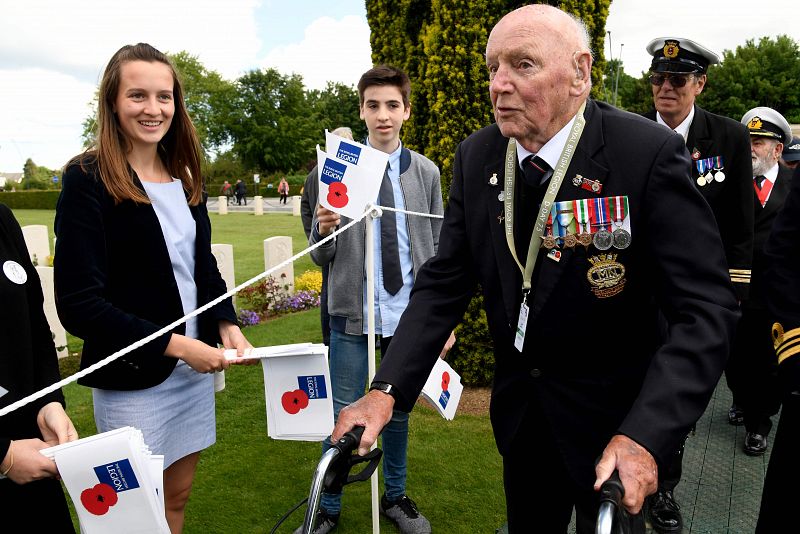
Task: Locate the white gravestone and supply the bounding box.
[291,195,301,216]
[210,244,236,393]
[217,196,228,215]
[254,196,264,216]
[36,266,68,358]
[21,225,50,266]
[263,236,294,295]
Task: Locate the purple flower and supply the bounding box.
[238,309,260,326]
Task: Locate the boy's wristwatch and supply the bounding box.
[369,381,398,400]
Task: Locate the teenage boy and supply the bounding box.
[301,66,449,534]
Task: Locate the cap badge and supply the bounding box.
[663,40,680,58]
[747,117,763,131]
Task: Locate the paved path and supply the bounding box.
[206,196,295,214]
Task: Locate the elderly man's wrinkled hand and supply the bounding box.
[594,434,658,514]
[331,390,394,456]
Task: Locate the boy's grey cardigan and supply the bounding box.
[309,147,443,336]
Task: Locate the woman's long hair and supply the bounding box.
[75,43,204,205]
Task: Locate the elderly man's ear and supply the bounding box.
[571,52,592,95]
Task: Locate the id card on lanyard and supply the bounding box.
[505,101,587,352]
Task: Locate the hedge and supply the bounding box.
[0,190,61,209]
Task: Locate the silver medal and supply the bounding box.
[612,228,631,249]
[714,170,725,182]
[593,228,613,250]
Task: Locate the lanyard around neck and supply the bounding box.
[503,100,587,296]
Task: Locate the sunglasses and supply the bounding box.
[649,73,694,88]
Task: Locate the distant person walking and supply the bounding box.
[221,180,233,205]
[235,179,247,205]
[278,177,289,205]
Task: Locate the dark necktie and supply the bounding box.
[521,155,552,187]
[754,175,766,190]
[379,164,403,295]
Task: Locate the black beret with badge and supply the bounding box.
[782,137,800,162]
[646,37,720,74]
[741,107,793,145]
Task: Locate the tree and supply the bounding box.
[699,36,800,123]
[21,158,56,190]
[598,59,653,114]
[307,82,367,143]
[170,52,234,154]
[215,69,319,173]
[366,0,611,196]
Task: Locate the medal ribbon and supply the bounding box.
[714,156,724,170]
[610,196,629,226]
[503,101,587,293]
[592,197,609,231]
[574,199,590,233]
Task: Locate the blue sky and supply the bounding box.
[1,0,799,173]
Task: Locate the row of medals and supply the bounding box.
[697,168,725,187]
[541,225,631,251]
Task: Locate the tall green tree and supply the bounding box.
[366,0,611,193]
[699,35,800,123]
[170,52,233,153]
[307,82,367,142]
[215,69,319,173]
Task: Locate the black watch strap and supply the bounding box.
[369,381,397,399]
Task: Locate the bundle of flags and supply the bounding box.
[225,343,334,440]
[41,427,168,534]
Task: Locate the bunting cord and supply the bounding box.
[1,203,440,418]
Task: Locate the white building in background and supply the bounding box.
[0,172,23,188]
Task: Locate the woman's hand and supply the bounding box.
[166,334,229,374]
[218,320,256,365]
[37,402,78,446]
[2,439,60,484]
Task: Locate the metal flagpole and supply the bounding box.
[365,204,380,534]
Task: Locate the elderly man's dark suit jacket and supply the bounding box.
[376,100,739,488]
[54,158,236,391]
[645,106,754,298]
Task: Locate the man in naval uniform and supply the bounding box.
[642,36,754,534]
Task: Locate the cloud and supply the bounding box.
[0,68,96,171]
[260,15,372,90]
[0,0,263,83]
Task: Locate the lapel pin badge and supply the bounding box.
[489,173,498,186]
[572,174,602,194]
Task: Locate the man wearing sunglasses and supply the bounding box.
[643,37,754,534]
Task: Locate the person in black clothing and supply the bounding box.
[641,37,754,533]
[0,203,77,533]
[235,179,247,205]
[729,107,793,457]
[330,6,738,533]
[757,161,800,534]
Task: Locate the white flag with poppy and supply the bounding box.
[226,344,334,441]
[420,358,463,420]
[41,427,169,534]
[316,132,388,220]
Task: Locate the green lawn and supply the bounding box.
[10,209,318,283]
[60,311,505,533]
[11,208,506,532]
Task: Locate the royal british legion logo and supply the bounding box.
[94,458,140,493]
[336,142,362,165]
[298,375,328,400]
[321,158,347,185]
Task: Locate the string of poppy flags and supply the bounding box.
[0,203,443,419]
